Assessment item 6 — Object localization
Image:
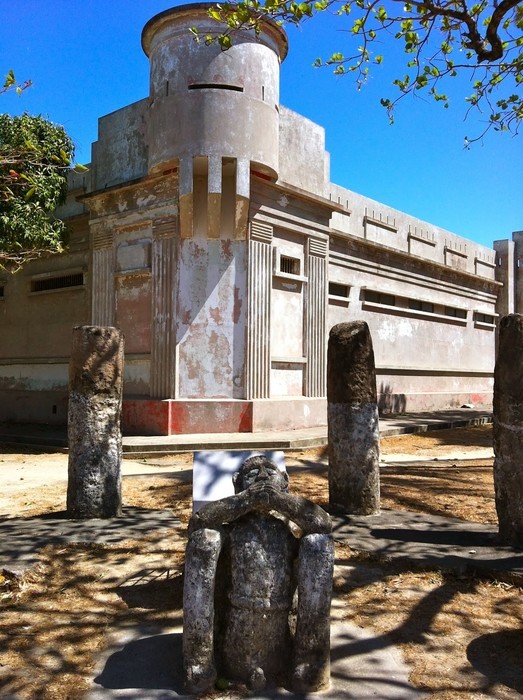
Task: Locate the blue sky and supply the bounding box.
[1,0,521,249]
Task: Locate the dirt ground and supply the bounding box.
[1,424,522,699]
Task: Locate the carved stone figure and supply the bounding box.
[183,455,334,694]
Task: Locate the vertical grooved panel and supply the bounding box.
[246,239,271,399]
[151,234,177,398]
[305,250,327,397]
[92,248,114,326]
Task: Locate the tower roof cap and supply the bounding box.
[142,2,288,61]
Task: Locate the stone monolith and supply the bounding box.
[493,313,523,546]
[67,326,124,518]
[327,321,380,514]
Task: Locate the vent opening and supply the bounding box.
[188,83,243,92]
[31,273,84,293]
[280,255,300,276]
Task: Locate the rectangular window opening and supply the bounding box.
[329,282,349,298]
[445,306,467,319]
[31,272,84,293]
[475,312,495,325]
[0,286,4,299]
[409,299,434,313]
[364,290,396,307]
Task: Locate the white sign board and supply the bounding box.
[192,450,286,512]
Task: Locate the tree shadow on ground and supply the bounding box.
[467,629,523,694]
[382,423,493,449]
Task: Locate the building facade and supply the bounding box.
[0,4,517,434]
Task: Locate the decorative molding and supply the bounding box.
[92,228,113,250]
[250,220,273,244]
[408,231,436,247]
[308,237,328,258]
[271,356,307,364]
[153,218,177,239]
[474,256,497,270]
[364,214,398,233]
[445,245,468,259]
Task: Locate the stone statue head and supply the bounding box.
[233,455,289,494]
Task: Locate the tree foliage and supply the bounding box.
[203,0,523,141]
[0,112,82,270]
[1,69,32,97]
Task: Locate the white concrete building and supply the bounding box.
[0,3,515,435]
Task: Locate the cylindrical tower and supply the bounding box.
[142,3,287,177]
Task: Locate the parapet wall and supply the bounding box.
[329,183,497,281]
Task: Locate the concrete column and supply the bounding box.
[493,313,523,546]
[67,326,124,518]
[512,231,523,314]
[246,220,273,399]
[304,238,328,397]
[207,155,222,240]
[494,239,515,317]
[179,157,194,240]
[151,220,177,398]
[327,321,380,515]
[235,158,250,240]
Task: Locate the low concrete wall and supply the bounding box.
[122,399,253,435]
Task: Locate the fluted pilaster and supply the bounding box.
[304,238,328,397]
[91,228,114,326]
[150,219,177,398]
[246,221,273,399]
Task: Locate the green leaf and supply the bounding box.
[218,34,232,49]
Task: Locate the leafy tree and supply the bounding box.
[202,0,523,141]
[0,113,81,270]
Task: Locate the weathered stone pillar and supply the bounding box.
[67,326,124,518]
[493,314,523,546]
[327,321,380,514]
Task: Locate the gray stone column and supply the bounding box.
[67,326,124,518]
[493,313,523,546]
[327,321,380,514]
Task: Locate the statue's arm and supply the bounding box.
[262,487,332,534]
[188,492,253,534]
[188,484,331,535]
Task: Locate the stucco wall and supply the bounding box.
[278,106,329,195]
[176,238,247,399]
[94,98,149,190]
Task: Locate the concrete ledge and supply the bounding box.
[0,410,492,455]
